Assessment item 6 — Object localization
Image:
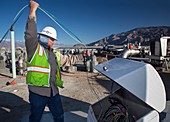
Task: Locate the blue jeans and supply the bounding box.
[29,91,64,122]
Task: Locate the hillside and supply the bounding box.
[1,26,170,47]
[88,26,170,46]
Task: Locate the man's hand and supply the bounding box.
[29,0,39,17]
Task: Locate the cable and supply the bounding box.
[101,97,136,122]
[38,7,86,48]
[101,97,129,122]
[0,16,19,44]
[0,5,28,44]
[13,5,29,22]
[1,4,86,48]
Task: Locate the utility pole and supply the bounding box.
[10,26,16,78]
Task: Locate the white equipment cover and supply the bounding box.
[95,58,166,112]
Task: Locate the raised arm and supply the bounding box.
[24,0,39,62]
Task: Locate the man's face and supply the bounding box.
[48,38,55,48]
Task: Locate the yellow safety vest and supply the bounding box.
[26,43,63,88]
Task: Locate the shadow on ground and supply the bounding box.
[0,91,30,122]
[0,91,90,122]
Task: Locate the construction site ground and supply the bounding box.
[1,68,170,122]
[0,68,112,122]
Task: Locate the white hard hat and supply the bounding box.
[38,26,57,40]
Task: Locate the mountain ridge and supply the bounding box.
[88,26,170,46]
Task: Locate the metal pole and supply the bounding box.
[10,26,16,78]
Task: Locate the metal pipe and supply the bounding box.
[121,49,140,58]
[10,26,16,78]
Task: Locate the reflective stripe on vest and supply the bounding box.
[27,66,50,74]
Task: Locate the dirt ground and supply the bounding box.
[1,67,170,122]
[0,70,112,122]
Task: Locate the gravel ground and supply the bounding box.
[0,70,112,122]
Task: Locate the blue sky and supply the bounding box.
[0,0,170,46]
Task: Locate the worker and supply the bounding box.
[25,1,89,122]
